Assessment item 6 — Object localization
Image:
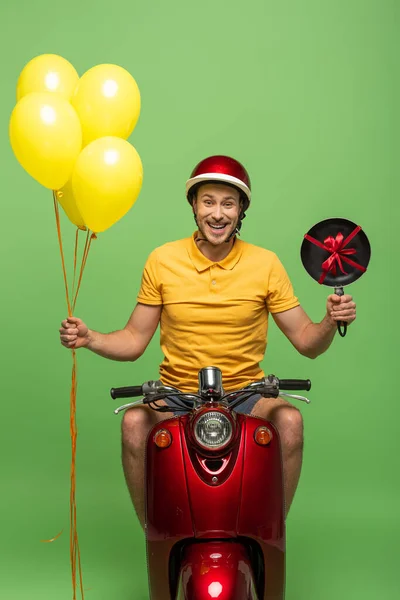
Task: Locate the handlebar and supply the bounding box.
[277,379,311,391]
[110,385,143,400]
[110,375,312,415]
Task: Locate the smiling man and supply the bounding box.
[59,155,357,528]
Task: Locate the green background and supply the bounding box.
[1,0,398,598]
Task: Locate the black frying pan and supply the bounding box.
[301,218,371,337]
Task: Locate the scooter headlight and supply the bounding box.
[193,411,233,450]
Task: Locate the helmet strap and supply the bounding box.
[226,226,239,242]
[225,210,246,242]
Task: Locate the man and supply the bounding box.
[59,155,356,528]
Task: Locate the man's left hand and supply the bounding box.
[326,294,356,326]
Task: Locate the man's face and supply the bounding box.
[193,183,241,245]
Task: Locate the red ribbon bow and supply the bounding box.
[304,226,367,284]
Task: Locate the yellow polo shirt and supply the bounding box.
[137,233,299,392]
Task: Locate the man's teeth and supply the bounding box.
[209,224,226,229]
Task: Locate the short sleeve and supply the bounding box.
[266,253,300,314]
[137,250,162,305]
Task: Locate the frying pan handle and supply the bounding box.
[334,286,347,338]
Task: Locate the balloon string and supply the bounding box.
[41,529,64,543]
[53,192,72,316]
[70,349,84,599]
[72,230,96,313]
[71,228,80,301]
[52,191,85,600]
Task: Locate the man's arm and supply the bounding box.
[87,303,162,361]
[272,294,356,359]
[61,303,162,361]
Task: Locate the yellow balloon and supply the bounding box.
[9,92,82,190]
[72,64,141,146]
[56,180,87,230]
[17,54,79,102]
[72,137,143,233]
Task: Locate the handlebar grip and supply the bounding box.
[110,385,143,400]
[278,379,311,391]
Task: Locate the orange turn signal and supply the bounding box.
[154,429,172,448]
[254,426,273,446]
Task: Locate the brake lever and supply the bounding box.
[280,393,311,404]
[114,399,144,415]
[260,376,311,404]
[114,391,172,414]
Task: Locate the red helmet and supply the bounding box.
[186,155,251,211]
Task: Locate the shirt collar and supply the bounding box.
[187,232,243,273]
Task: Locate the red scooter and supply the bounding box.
[111,367,311,600]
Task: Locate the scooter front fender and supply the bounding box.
[177,541,258,600]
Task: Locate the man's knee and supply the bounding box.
[253,397,304,453]
[274,404,304,453]
[121,407,154,454]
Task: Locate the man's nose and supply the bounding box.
[212,205,223,220]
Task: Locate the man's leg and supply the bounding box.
[121,403,174,529]
[251,396,304,517]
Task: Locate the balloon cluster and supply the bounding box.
[9,54,143,233]
[9,55,144,600]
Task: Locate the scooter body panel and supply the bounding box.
[146,413,285,599]
[176,541,257,600]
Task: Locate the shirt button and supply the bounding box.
[211,280,216,285]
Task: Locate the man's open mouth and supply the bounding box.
[208,223,228,231]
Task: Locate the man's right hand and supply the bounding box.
[59,317,90,349]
